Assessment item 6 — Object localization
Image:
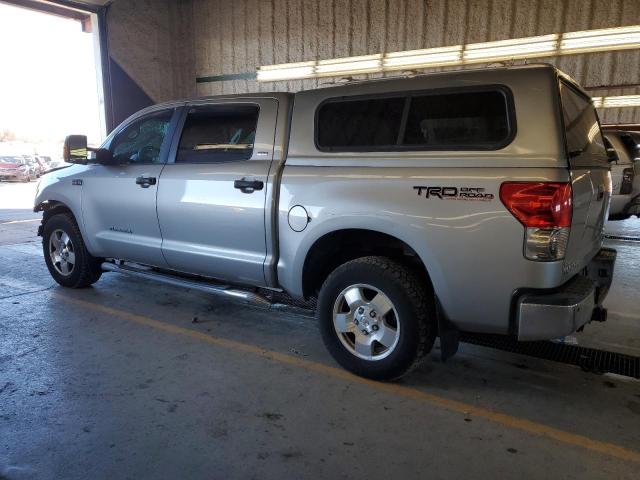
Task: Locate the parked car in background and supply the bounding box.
[34,156,48,177]
[0,156,34,182]
[603,130,640,220]
[23,155,44,177]
[35,64,616,380]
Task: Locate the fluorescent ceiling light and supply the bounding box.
[315,54,382,76]
[256,61,315,81]
[463,34,558,62]
[561,25,640,54]
[384,46,462,69]
[257,25,640,81]
[593,95,640,108]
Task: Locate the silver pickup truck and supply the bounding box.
[35,64,616,380]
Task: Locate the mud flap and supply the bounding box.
[585,247,616,304]
[436,298,459,361]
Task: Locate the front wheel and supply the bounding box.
[42,213,103,288]
[317,256,436,380]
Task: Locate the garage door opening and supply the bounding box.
[0,1,105,159]
[0,1,105,216]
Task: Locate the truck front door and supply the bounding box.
[82,108,179,267]
[156,99,278,286]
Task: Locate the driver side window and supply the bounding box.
[110,110,174,164]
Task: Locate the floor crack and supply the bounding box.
[0,284,56,300]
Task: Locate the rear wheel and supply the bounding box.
[42,213,102,288]
[317,256,436,380]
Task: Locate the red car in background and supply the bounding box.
[0,156,35,182]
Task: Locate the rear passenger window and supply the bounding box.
[176,104,259,163]
[316,87,513,151]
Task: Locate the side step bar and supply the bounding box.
[101,261,272,307]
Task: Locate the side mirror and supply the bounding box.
[64,135,117,165]
[63,135,88,164]
[606,147,618,163]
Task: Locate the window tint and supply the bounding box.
[316,97,405,149]
[111,110,173,164]
[316,88,512,151]
[559,82,606,166]
[403,91,509,147]
[620,133,640,159]
[176,104,259,163]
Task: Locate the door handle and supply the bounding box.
[136,176,157,188]
[597,185,605,201]
[234,179,264,193]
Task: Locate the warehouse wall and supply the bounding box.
[190,0,640,124]
[104,0,640,124]
[106,0,195,108]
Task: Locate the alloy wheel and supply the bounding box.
[332,284,400,361]
[49,229,76,276]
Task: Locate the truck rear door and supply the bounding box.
[559,80,611,277]
[156,98,278,286]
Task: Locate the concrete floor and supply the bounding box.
[1,181,639,479]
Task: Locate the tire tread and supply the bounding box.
[42,213,102,288]
[318,255,436,380]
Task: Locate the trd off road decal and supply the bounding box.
[413,186,494,201]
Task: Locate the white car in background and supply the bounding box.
[603,130,640,220]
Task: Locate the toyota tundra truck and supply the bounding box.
[34,64,616,380]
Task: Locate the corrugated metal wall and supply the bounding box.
[190,0,640,124]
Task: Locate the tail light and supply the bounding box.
[500,182,572,261]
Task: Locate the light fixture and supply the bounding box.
[561,25,640,54]
[256,25,640,82]
[592,95,640,108]
[315,54,382,76]
[383,46,462,69]
[256,61,315,82]
[463,34,558,62]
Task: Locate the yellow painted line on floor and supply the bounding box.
[59,293,640,464]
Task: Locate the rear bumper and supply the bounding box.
[516,248,616,341]
[0,172,26,180]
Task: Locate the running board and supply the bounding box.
[101,262,272,307]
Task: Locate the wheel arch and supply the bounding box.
[36,201,76,235]
[301,228,435,299]
[34,199,100,258]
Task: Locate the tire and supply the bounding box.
[317,256,436,381]
[42,213,102,288]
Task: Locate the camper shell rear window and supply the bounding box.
[558,80,607,167]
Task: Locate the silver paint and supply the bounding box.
[35,65,612,338]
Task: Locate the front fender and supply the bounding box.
[34,165,96,253]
